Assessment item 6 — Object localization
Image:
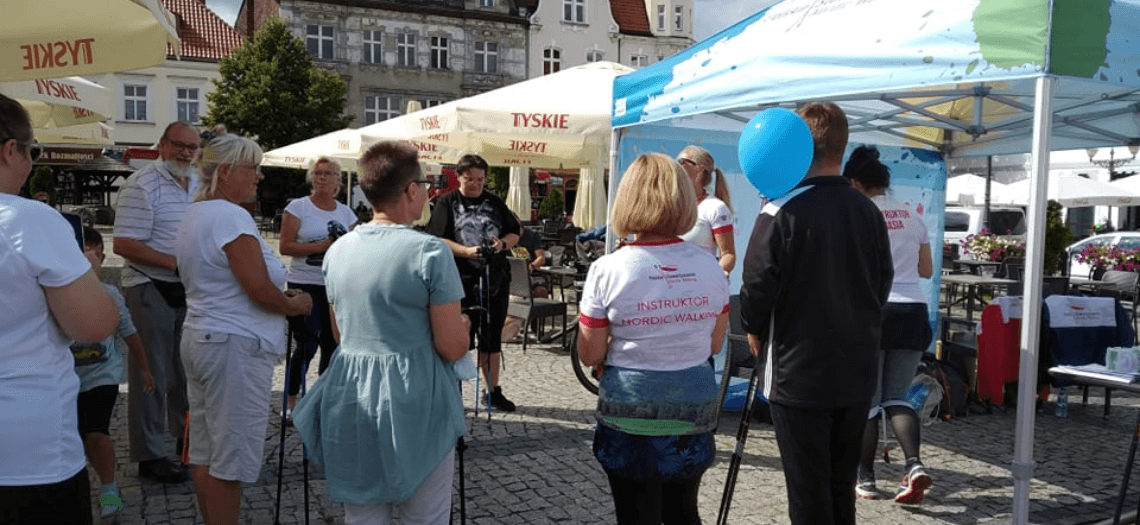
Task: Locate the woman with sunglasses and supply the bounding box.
[676,146,736,274]
[0,93,118,524]
[278,156,357,418]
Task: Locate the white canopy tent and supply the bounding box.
[611,1,1140,522]
[1001,174,1140,207]
[947,173,1013,206]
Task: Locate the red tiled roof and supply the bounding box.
[609,0,652,37]
[163,0,244,61]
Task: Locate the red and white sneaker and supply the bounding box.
[894,463,932,505]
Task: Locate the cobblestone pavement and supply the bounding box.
[87,228,1139,524]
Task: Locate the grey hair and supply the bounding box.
[194,134,263,201]
[306,156,342,185]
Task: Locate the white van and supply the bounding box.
[944,205,1027,257]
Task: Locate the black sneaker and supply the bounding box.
[487,387,517,412]
[138,458,188,483]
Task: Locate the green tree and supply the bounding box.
[486,166,509,197]
[203,17,353,151]
[538,188,564,220]
[1044,199,1073,275]
[28,166,56,205]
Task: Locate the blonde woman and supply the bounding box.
[677,145,736,273]
[578,153,730,525]
[278,157,357,414]
[175,134,312,525]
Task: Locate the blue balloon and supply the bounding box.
[737,108,814,199]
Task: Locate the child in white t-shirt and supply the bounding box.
[71,227,155,520]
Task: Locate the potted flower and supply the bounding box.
[1077,243,1140,278]
[961,228,1026,263]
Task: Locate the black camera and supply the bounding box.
[477,237,498,259]
[327,220,348,241]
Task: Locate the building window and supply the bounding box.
[543,48,561,75]
[430,37,449,69]
[657,5,666,30]
[586,50,603,62]
[364,95,400,125]
[424,99,444,108]
[674,6,683,31]
[175,87,199,123]
[630,55,648,68]
[474,41,498,73]
[363,30,382,64]
[479,0,493,6]
[123,84,148,121]
[396,33,416,67]
[306,24,334,60]
[563,0,585,23]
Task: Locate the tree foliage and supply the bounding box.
[538,188,564,220]
[1044,199,1073,275]
[28,166,56,205]
[203,17,353,151]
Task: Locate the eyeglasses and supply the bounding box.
[408,178,433,190]
[13,139,42,162]
[313,170,339,178]
[166,140,200,153]
[677,157,698,167]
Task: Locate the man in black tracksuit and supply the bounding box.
[739,102,893,525]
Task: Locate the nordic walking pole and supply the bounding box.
[716,348,765,525]
[300,356,310,525]
[274,324,295,525]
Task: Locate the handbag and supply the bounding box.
[131,265,186,309]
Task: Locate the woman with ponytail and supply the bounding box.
[676,146,736,274]
[844,145,935,505]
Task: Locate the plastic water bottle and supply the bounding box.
[1055,387,1069,418]
[906,380,929,412]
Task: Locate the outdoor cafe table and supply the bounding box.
[953,259,1003,276]
[533,266,578,303]
[942,273,1017,321]
[1047,366,1140,525]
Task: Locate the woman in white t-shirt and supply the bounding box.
[278,157,357,414]
[0,93,119,525]
[677,145,736,274]
[578,153,730,525]
[176,135,312,525]
[844,145,935,505]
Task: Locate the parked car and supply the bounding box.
[1065,232,1140,278]
[944,205,1027,258]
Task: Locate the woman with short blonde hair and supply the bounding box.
[610,153,697,238]
[279,156,356,414]
[677,145,736,273]
[578,152,729,525]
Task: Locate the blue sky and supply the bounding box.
[204,0,772,42]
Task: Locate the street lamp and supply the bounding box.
[1086,145,1140,180]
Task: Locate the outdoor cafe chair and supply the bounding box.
[506,257,568,353]
[1099,270,1139,338]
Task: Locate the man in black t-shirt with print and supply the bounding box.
[426,154,520,411]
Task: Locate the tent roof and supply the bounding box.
[612,0,1140,157]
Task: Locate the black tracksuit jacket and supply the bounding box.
[739,176,894,409]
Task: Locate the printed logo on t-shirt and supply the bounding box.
[648,264,696,287]
[71,342,108,367]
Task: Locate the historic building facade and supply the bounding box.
[236,0,530,128]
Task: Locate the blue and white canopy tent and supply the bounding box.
[610,1,1140,522]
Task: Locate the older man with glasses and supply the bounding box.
[112,120,201,484]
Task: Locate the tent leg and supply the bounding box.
[1011,74,1055,525]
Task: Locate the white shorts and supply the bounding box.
[181,328,277,483]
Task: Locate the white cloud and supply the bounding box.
[694,0,778,41]
[206,0,240,26]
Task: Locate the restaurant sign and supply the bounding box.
[39,147,102,165]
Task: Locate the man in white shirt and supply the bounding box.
[113,121,200,483]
